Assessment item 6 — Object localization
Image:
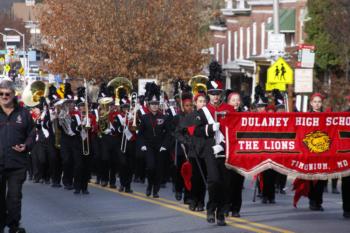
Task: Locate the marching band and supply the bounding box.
[7,61,349,229]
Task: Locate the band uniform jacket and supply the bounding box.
[137,111,171,150]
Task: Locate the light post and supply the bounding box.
[4,28,27,77]
[0,32,8,50]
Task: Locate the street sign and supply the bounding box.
[267,33,285,53]
[294,68,313,93]
[267,57,293,84]
[4,64,11,73]
[2,35,21,43]
[138,79,157,95]
[297,44,315,68]
[266,82,286,91]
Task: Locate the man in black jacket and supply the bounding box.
[0,80,34,233]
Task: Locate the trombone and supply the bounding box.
[82,79,90,156]
[120,92,138,153]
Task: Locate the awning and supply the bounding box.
[266,9,296,33]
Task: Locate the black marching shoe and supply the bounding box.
[231,211,241,218]
[153,192,160,198]
[100,181,108,187]
[310,204,324,211]
[64,185,74,190]
[175,192,182,201]
[109,184,117,189]
[262,197,268,204]
[216,217,226,226]
[189,202,196,211]
[51,183,62,188]
[196,203,204,212]
[343,212,350,218]
[118,186,125,192]
[146,186,152,197]
[125,187,133,193]
[332,188,340,194]
[9,226,26,233]
[74,189,81,195]
[82,190,90,195]
[206,211,215,223]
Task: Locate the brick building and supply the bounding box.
[210,0,308,96]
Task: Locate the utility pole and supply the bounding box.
[273,0,280,34]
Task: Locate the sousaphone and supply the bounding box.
[22,81,48,107]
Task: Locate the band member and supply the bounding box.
[308,93,327,211]
[115,92,137,193]
[225,91,245,217]
[47,85,63,188]
[58,82,80,191]
[191,61,229,226]
[255,86,277,204]
[98,84,120,189]
[90,102,102,185]
[134,95,148,184]
[172,91,193,204]
[273,90,288,195]
[0,80,34,233]
[30,97,54,185]
[342,95,350,218]
[138,82,171,198]
[73,86,96,194]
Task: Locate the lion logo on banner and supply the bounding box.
[303,131,331,153]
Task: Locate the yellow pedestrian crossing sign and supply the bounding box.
[266,82,286,91]
[267,57,293,84]
[4,64,11,73]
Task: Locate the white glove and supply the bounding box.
[212,122,220,132]
[141,146,147,151]
[159,147,167,152]
[212,145,224,154]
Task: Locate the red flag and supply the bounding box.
[292,179,310,208]
[181,161,192,191]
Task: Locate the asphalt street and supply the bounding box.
[20,178,349,233]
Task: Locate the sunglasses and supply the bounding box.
[0,92,11,97]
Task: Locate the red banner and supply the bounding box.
[222,112,350,179]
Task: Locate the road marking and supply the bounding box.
[90,183,294,233]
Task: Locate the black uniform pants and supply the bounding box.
[262,169,277,201]
[308,180,326,206]
[73,152,90,191]
[145,145,166,194]
[204,156,226,217]
[275,172,287,191]
[101,135,120,185]
[32,140,58,183]
[342,176,350,213]
[119,141,135,188]
[61,136,80,187]
[91,136,102,180]
[134,140,146,181]
[225,170,244,213]
[189,157,206,206]
[173,151,191,201]
[51,147,62,185]
[0,168,26,229]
